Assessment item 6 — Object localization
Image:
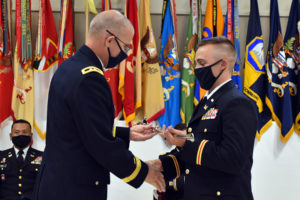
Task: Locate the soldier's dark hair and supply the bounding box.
[197,36,237,66]
[198,36,235,50]
[174,123,187,131]
[11,119,32,131]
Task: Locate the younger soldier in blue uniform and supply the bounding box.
[0,119,43,200]
[154,123,186,200]
[33,10,165,200]
[151,37,258,200]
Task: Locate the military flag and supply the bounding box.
[85,0,98,42]
[243,0,272,140]
[295,20,300,134]
[180,0,199,123]
[58,0,74,66]
[101,0,111,11]
[224,0,241,90]
[135,0,165,123]
[119,0,142,125]
[195,0,224,105]
[170,0,178,53]
[232,0,241,90]
[32,0,58,140]
[160,0,167,37]
[0,0,13,124]
[158,0,181,128]
[197,0,202,44]
[223,0,233,41]
[161,0,178,51]
[86,0,97,14]
[11,0,34,125]
[283,0,300,135]
[266,0,294,143]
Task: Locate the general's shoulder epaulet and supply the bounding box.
[81,66,104,76]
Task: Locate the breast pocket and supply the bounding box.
[0,162,12,173]
[197,119,221,142]
[28,163,41,174]
[75,166,109,188]
[0,162,12,182]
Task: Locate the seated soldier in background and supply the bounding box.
[153,123,186,200]
[0,119,43,200]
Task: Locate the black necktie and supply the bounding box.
[17,150,24,166]
[200,96,208,106]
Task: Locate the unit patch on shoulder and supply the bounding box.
[81,66,104,76]
[202,108,219,120]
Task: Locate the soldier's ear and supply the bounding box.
[220,59,227,70]
[105,35,114,47]
[221,59,232,71]
[9,133,12,140]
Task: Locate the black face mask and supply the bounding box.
[195,59,224,90]
[106,39,128,68]
[12,135,31,149]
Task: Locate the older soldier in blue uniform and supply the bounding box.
[33,10,165,200]
[151,37,258,200]
[0,119,43,200]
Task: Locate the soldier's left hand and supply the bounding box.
[130,124,157,141]
[164,126,186,147]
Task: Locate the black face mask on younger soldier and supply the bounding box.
[194,59,224,90]
[12,135,31,149]
[106,39,128,68]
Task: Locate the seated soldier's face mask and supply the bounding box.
[194,59,224,90]
[12,135,31,149]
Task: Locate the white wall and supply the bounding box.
[1,0,300,200]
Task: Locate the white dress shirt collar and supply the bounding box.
[14,145,30,160]
[205,79,232,100]
[97,56,105,70]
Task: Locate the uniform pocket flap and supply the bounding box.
[75,166,109,186]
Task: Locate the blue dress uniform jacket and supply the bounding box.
[0,147,43,200]
[160,81,258,200]
[33,45,148,200]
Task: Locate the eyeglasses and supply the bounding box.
[106,30,131,53]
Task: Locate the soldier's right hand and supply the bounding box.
[145,163,166,192]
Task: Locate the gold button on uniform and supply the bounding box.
[1,168,3,171]
[185,169,190,175]
[18,191,22,195]
[35,168,38,171]
[95,181,99,186]
[211,98,214,102]
[216,191,221,196]
[18,183,22,187]
[19,176,22,180]
[19,169,23,172]
[204,128,207,133]
[188,127,192,133]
